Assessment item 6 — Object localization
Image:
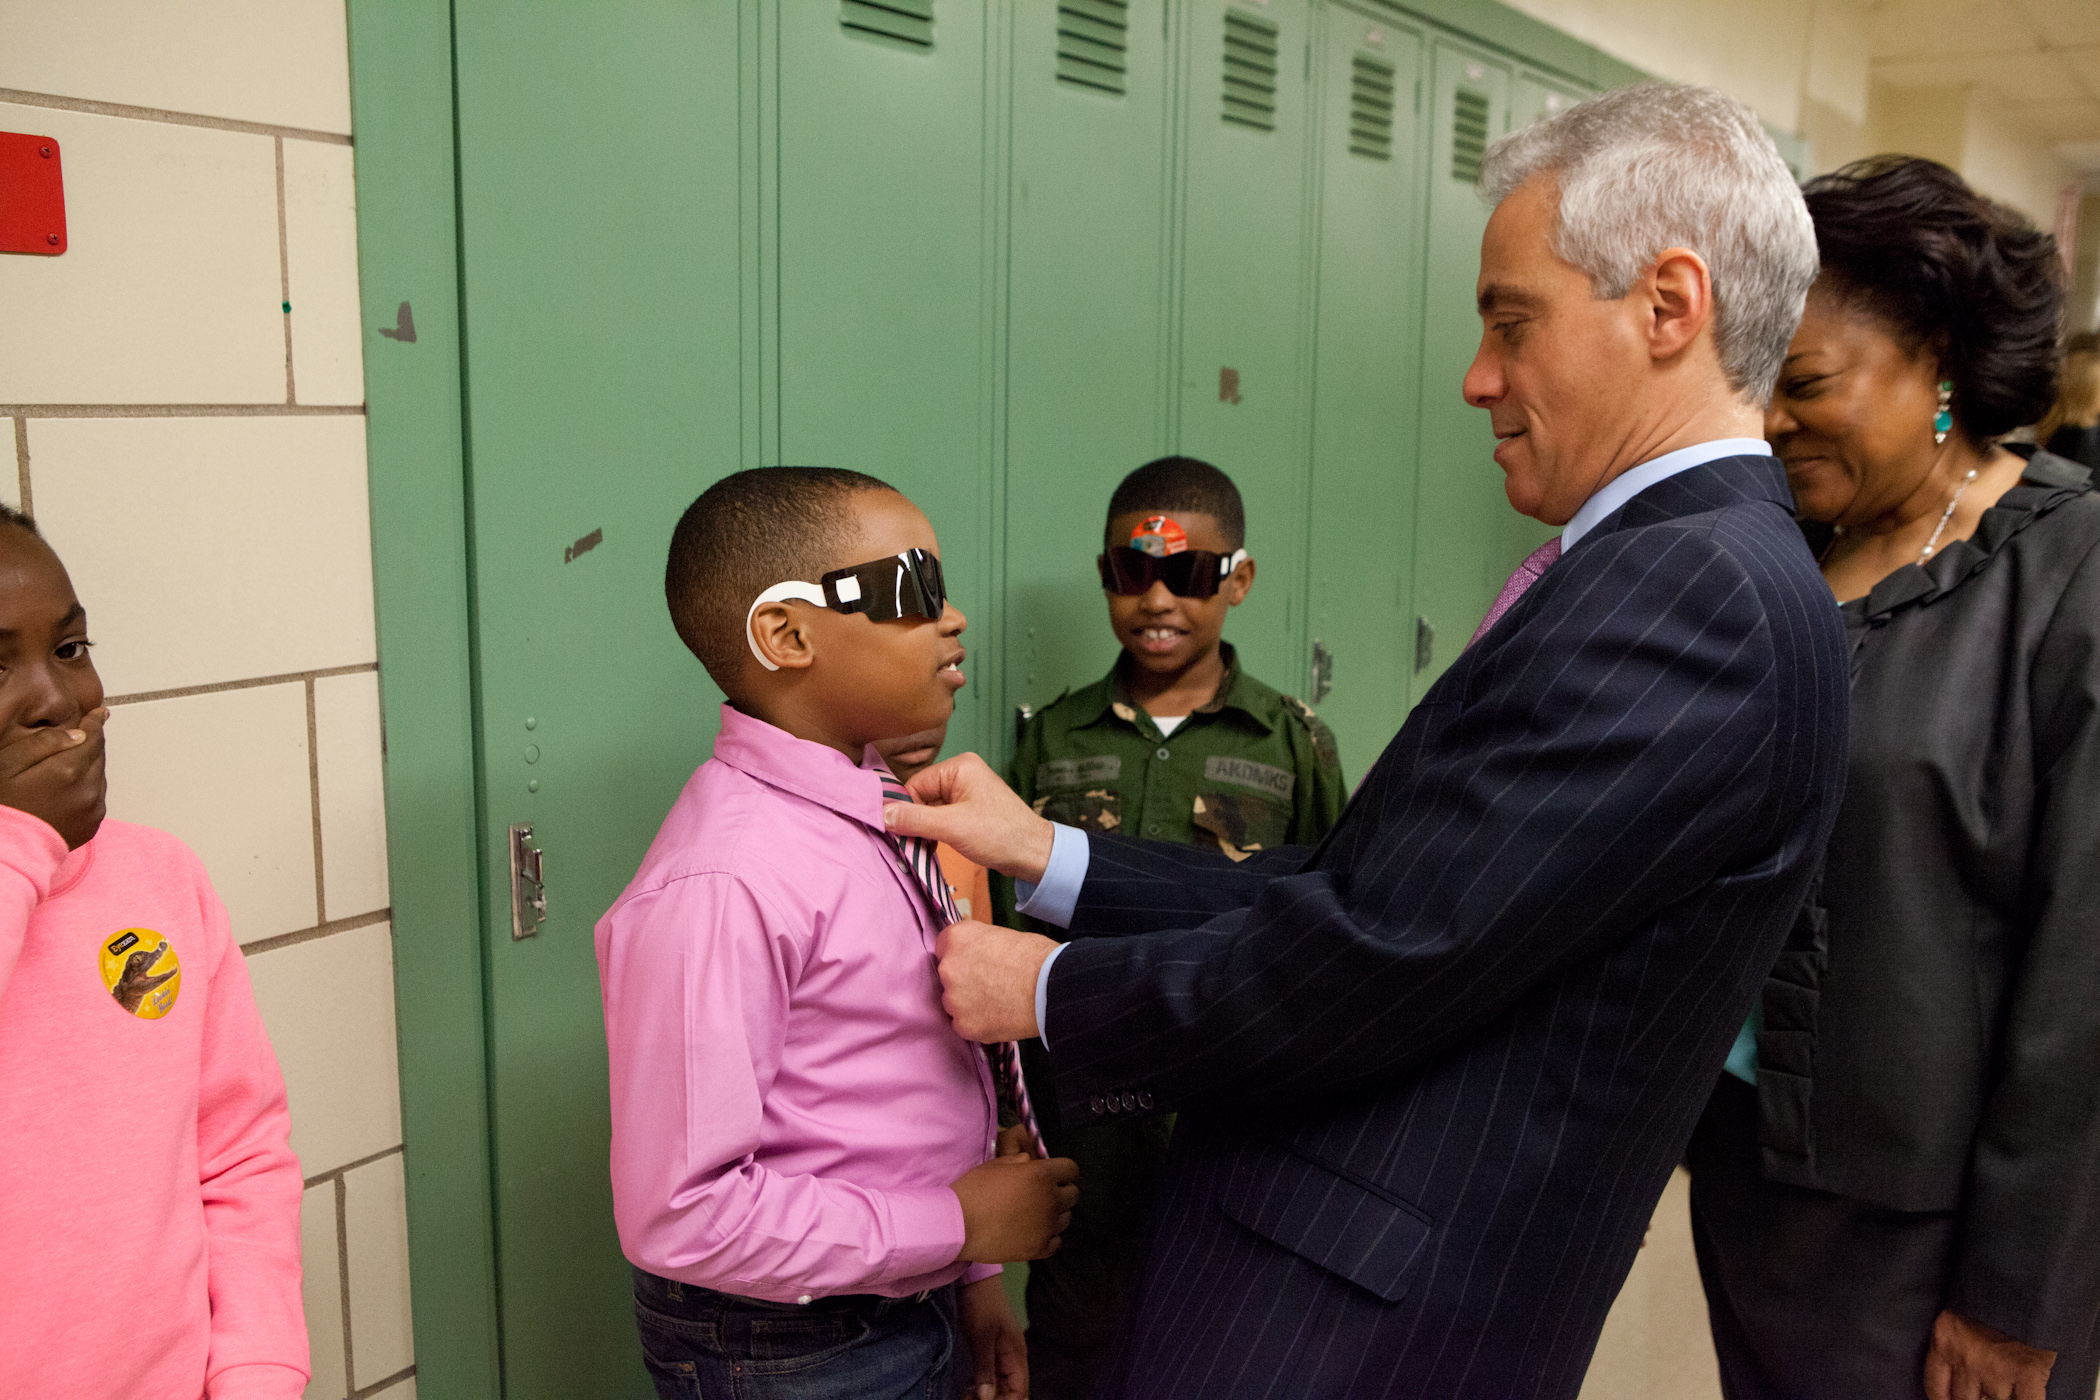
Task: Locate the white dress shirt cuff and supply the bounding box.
[1033,943,1069,1051]
[1014,823,1087,928]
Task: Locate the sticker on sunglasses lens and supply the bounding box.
[1131,515,1188,558]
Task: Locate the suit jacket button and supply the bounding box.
[1137,1092,1154,1110]
[1090,1095,1107,1115]
[1120,1092,1137,1112]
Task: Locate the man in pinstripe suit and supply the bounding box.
[890,85,1847,1399]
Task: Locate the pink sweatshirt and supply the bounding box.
[0,805,307,1399]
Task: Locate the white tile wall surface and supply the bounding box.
[103,683,319,942]
[301,1182,348,1400]
[29,415,378,695]
[284,141,367,406]
[345,1153,416,1389]
[315,672,391,919]
[248,921,403,1177]
[0,104,284,404]
[0,0,354,135]
[9,16,411,1390]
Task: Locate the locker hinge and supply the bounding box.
[510,822,547,940]
[1414,617,1435,674]
[1310,639,1334,705]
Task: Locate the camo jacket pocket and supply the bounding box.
[1191,789,1289,861]
[1035,787,1125,836]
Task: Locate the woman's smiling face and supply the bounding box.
[1766,285,1948,527]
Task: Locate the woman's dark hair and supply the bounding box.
[1802,156,2062,442]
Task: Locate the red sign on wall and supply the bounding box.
[0,132,67,256]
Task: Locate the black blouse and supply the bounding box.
[1756,449,2100,1351]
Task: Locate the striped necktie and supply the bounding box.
[872,763,1046,1159]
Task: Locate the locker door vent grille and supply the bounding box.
[1057,0,1130,95]
[1222,10,1279,131]
[1349,55,1396,160]
[1451,88,1490,182]
[842,0,934,50]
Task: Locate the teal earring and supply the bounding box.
[1934,380,1953,446]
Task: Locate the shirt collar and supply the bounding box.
[710,703,888,832]
[1085,643,1274,733]
[1560,438,1772,552]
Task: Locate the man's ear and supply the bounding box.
[1643,246,1715,363]
[1224,556,1256,607]
[749,601,819,672]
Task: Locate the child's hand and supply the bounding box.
[950,1151,1079,1263]
[0,706,108,850]
[959,1275,1027,1400]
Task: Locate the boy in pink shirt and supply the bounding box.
[599,468,1078,1400]
[0,508,307,1398]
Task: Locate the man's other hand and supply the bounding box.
[950,1151,1080,1264]
[937,920,1056,1043]
[1923,1309,2054,1400]
[884,753,1056,885]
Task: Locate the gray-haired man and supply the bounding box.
[893,84,1847,1399]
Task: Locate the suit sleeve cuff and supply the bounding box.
[1014,824,1087,929]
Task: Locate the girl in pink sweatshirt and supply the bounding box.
[0,507,308,1398]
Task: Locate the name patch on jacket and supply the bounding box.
[1203,756,1295,800]
[1037,755,1122,789]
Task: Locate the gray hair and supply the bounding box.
[1480,83,1817,403]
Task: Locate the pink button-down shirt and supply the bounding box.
[596,705,999,1302]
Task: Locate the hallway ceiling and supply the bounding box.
[1863,0,2100,178]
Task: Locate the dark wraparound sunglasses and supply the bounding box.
[1097,544,1249,599]
[746,549,949,669]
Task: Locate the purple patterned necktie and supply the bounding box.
[872,762,1047,1159]
[1468,536,1563,647]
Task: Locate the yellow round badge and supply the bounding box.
[100,929,181,1020]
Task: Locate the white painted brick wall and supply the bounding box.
[0,5,412,1396]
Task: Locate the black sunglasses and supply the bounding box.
[1097,545,1248,599]
[820,548,948,622]
[745,549,949,670]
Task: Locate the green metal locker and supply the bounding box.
[1405,33,1513,702]
[1004,0,1173,721]
[450,2,742,1393]
[1170,0,1317,696]
[1303,4,1427,784]
[775,2,1001,756]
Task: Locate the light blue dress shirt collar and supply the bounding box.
[1558,438,1772,553]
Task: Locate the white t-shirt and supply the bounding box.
[1152,714,1188,737]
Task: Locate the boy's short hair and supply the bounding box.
[666,466,895,690]
[1105,457,1245,549]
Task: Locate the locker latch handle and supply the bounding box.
[510,823,547,940]
[1310,640,1334,705]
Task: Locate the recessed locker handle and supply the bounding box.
[510,823,547,940]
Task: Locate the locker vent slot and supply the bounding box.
[842,0,934,50]
[1451,88,1490,183]
[1057,0,1129,95]
[1222,10,1279,131]
[1349,55,1396,160]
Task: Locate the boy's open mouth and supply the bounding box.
[1135,626,1187,655]
[938,648,967,688]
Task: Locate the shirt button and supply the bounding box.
[1147,823,1162,836]
[1156,746,1171,760]
[1090,1095,1107,1115]
[797,1294,813,1305]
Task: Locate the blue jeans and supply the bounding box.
[632,1268,961,1400]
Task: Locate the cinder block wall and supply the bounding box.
[0,5,413,1398]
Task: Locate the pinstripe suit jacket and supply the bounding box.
[1043,456,1849,1399]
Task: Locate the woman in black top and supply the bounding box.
[1686,157,2100,1400]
